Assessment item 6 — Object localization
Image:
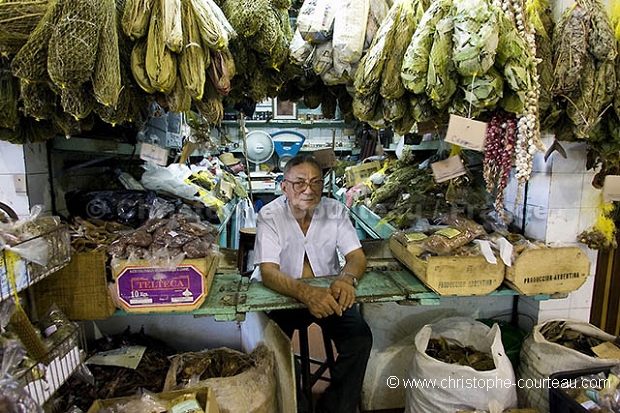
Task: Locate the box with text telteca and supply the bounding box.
[111,254,218,313]
[87,387,219,413]
[389,235,504,296]
[504,246,590,295]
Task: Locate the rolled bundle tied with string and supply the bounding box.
[3,248,51,365]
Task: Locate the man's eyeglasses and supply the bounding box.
[283,179,324,193]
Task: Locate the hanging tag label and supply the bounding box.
[140,143,169,166]
[431,155,467,183]
[444,114,487,152]
[603,175,620,202]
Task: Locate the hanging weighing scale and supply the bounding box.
[271,131,306,170]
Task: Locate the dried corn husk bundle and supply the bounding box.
[332,0,369,78]
[381,96,407,122]
[580,0,617,61]
[11,0,61,82]
[426,16,457,109]
[401,0,452,94]
[409,93,434,122]
[121,0,152,39]
[352,92,378,121]
[61,86,95,120]
[130,39,156,93]
[20,79,57,120]
[95,86,130,125]
[167,77,192,113]
[47,0,103,89]
[353,2,402,96]
[92,0,122,108]
[460,66,503,109]
[0,115,55,144]
[163,0,183,52]
[146,0,177,93]
[380,0,423,100]
[179,0,207,99]
[452,0,499,76]
[0,0,48,55]
[0,57,20,130]
[552,5,590,95]
[193,0,235,51]
[365,0,390,50]
[194,81,223,124]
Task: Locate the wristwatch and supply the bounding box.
[340,271,359,288]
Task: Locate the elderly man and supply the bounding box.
[253,153,372,413]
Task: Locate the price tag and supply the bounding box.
[431,155,467,183]
[591,341,620,359]
[405,232,428,242]
[444,114,487,152]
[603,175,620,202]
[140,142,169,166]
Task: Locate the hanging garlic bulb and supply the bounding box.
[506,0,545,185]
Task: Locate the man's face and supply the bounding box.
[282,162,323,212]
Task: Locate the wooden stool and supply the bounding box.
[237,227,256,276]
[296,325,335,410]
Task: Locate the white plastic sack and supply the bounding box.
[332,0,369,77]
[140,162,198,200]
[297,0,337,43]
[518,319,620,411]
[406,317,517,413]
[289,29,314,66]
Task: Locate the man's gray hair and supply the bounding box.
[283,154,322,177]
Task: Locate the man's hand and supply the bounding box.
[302,285,343,318]
[330,277,356,310]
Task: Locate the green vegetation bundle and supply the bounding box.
[11,0,61,82]
[451,0,499,76]
[401,0,452,94]
[94,87,130,126]
[167,76,192,113]
[60,86,95,120]
[193,0,236,51]
[130,39,156,94]
[47,0,104,89]
[0,57,20,130]
[426,16,457,109]
[92,0,122,108]
[20,79,57,120]
[0,0,48,55]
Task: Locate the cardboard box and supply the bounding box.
[504,246,590,295]
[215,180,234,202]
[32,250,115,320]
[111,254,218,313]
[87,387,219,413]
[313,148,338,169]
[389,235,504,296]
[345,161,381,187]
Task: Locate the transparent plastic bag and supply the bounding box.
[0,340,43,413]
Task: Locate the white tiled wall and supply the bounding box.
[0,141,50,218]
[0,141,29,217]
[508,138,601,326]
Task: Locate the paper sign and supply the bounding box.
[603,175,620,202]
[140,142,169,166]
[444,114,487,152]
[86,346,147,369]
[591,341,620,359]
[431,155,467,183]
